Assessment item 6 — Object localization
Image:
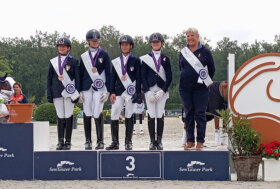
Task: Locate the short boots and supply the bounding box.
[148,115,157,150]
[56,118,65,150]
[106,120,119,150]
[83,114,92,150]
[64,115,73,150]
[94,114,104,150]
[125,117,134,150]
[156,117,164,150]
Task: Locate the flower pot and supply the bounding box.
[6,104,34,123]
[232,155,262,181]
[263,158,280,181]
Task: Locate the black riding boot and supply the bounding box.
[156,116,164,150]
[56,118,65,150]
[105,120,119,150]
[125,117,134,150]
[64,115,73,150]
[95,113,104,150]
[83,113,92,150]
[148,115,157,150]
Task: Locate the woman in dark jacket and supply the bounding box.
[179,28,215,150]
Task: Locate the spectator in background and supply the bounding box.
[10,82,28,104]
[133,99,145,135]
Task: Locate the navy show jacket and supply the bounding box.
[79,49,111,91]
[179,45,215,91]
[110,55,141,96]
[47,55,80,100]
[141,53,172,93]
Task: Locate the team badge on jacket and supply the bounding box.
[99,58,103,63]
[66,65,71,71]
[130,66,134,72]
[163,57,166,61]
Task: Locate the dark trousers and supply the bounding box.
[180,87,209,143]
[133,113,143,124]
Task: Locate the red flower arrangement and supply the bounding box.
[259,141,280,160]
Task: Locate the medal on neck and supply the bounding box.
[88,48,101,73]
[120,54,130,81]
[58,54,69,81]
[58,75,64,81]
[151,51,161,73]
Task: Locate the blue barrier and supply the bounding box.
[34,151,98,180]
[163,151,230,180]
[0,123,34,180]
[0,123,231,181]
[99,151,162,180]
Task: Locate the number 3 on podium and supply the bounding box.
[126,156,135,171]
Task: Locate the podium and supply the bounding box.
[0,123,33,180]
[34,151,97,180]
[99,151,162,180]
[0,123,230,181]
[163,151,229,180]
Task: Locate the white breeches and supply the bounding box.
[53,97,74,119]
[111,95,135,120]
[145,85,168,118]
[82,89,104,118]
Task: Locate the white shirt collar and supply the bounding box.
[122,54,130,63]
[152,50,161,54]
[90,47,98,52]
[60,55,67,62]
[152,50,161,60]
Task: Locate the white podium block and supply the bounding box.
[33,121,49,151]
[263,158,280,181]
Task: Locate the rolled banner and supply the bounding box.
[93,79,104,89]
[126,84,136,96]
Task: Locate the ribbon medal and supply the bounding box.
[88,48,101,68]
[92,67,97,73]
[65,83,76,94]
[151,52,162,73]
[121,75,127,81]
[93,79,104,89]
[58,54,69,81]
[58,75,64,81]
[120,54,130,81]
[199,68,208,80]
[127,85,136,96]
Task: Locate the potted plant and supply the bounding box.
[73,106,81,129]
[217,109,262,181]
[103,110,111,124]
[259,141,280,181]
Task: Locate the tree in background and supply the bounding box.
[1,26,279,109]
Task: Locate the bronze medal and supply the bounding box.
[92,67,97,73]
[58,75,64,81]
[121,75,126,81]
